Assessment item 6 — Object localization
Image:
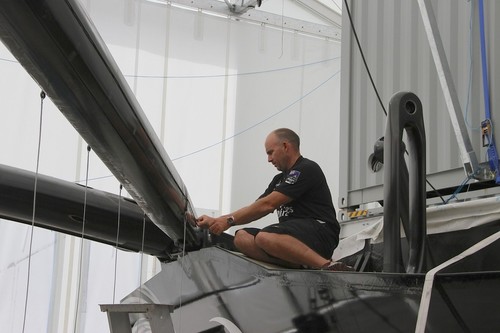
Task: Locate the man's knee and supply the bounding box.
[234,229,253,251]
[254,232,276,250]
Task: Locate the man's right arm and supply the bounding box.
[231,190,291,225]
[196,190,291,235]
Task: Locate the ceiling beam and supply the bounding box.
[294,0,342,28]
[150,0,341,40]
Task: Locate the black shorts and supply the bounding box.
[238,218,339,260]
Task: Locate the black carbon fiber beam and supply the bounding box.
[0,0,202,252]
[0,164,176,259]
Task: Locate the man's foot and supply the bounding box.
[321,260,355,272]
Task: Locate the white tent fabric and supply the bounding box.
[0,0,341,331]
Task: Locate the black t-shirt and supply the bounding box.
[259,156,340,231]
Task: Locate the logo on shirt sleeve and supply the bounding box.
[285,170,301,184]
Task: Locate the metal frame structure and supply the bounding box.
[162,0,341,41]
[100,304,175,333]
[338,0,500,212]
[417,0,480,178]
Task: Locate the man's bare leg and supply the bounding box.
[255,232,329,268]
[234,230,302,268]
[233,230,269,261]
[234,230,329,268]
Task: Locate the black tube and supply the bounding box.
[0,164,175,259]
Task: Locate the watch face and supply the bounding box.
[227,216,235,226]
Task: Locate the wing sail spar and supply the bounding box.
[0,0,202,253]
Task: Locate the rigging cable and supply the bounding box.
[123,56,340,79]
[72,65,340,185]
[68,54,340,185]
[0,53,340,80]
[176,202,190,333]
[73,145,91,333]
[22,90,46,333]
[0,56,16,63]
[0,54,340,78]
[342,0,445,203]
[342,0,387,116]
[139,213,146,304]
[464,0,479,131]
[112,184,123,304]
[171,68,340,161]
[478,0,500,184]
[444,173,475,204]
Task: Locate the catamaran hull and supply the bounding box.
[121,246,500,333]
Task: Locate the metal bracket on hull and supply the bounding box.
[100,303,175,333]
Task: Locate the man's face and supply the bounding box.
[265,133,287,171]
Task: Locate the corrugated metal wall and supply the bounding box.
[338,0,500,209]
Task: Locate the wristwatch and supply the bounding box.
[226,215,236,227]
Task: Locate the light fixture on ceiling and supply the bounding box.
[223,0,262,13]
